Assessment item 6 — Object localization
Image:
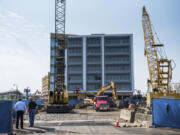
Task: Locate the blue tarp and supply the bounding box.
[152,98,180,128]
[68,99,84,105]
[108,100,115,105]
[0,101,12,133]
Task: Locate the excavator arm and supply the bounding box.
[97,82,117,103]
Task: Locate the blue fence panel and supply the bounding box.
[0,101,12,133]
[152,98,180,128]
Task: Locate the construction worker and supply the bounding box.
[14,98,26,129]
[27,98,37,127]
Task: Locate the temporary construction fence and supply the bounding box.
[0,100,12,134]
[152,98,180,128]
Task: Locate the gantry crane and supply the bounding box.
[142,6,180,107]
[47,0,69,113]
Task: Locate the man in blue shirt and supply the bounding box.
[14,98,26,129]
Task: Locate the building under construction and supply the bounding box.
[50,33,134,96]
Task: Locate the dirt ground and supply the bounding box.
[13,109,180,135]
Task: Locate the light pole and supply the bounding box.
[24,87,31,100]
[13,84,18,100]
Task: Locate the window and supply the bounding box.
[87,83,101,90]
[105,37,129,45]
[50,84,54,91]
[51,50,55,56]
[50,57,55,65]
[87,74,101,81]
[106,64,130,71]
[68,38,82,46]
[68,56,82,62]
[87,56,101,62]
[87,65,101,72]
[97,97,108,100]
[50,75,55,83]
[51,39,55,47]
[105,56,130,62]
[68,83,82,91]
[68,75,82,81]
[68,65,82,71]
[50,67,55,73]
[87,37,101,45]
[68,47,82,54]
[105,47,129,53]
[116,83,131,89]
[87,47,101,54]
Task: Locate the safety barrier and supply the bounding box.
[0,100,12,134]
[152,98,180,128]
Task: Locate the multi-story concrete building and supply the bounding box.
[42,72,50,96]
[50,34,134,96]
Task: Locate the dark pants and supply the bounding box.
[29,109,36,127]
[16,111,24,128]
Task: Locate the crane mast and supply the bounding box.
[54,0,66,95]
[142,7,172,94]
[47,0,69,113]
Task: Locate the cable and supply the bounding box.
[151,24,168,58]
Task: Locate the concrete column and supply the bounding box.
[83,36,87,90]
[65,49,68,88]
[130,34,134,92]
[101,36,105,86]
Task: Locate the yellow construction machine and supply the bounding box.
[142,6,180,107]
[96,81,118,104]
[93,81,120,111]
[46,0,70,113]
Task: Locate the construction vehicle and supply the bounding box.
[34,90,41,96]
[94,81,119,111]
[96,81,118,103]
[94,95,110,111]
[46,0,70,113]
[33,90,41,100]
[142,6,180,107]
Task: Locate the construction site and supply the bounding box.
[0,0,180,135]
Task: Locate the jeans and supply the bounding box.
[16,111,24,128]
[29,109,36,126]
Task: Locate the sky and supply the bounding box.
[0,0,180,94]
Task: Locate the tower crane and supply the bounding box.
[142,6,180,107]
[47,0,70,113]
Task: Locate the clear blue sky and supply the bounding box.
[0,0,180,93]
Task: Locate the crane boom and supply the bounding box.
[142,7,180,107]
[142,7,159,90]
[142,7,172,93]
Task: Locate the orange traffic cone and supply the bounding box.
[115,115,120,127]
